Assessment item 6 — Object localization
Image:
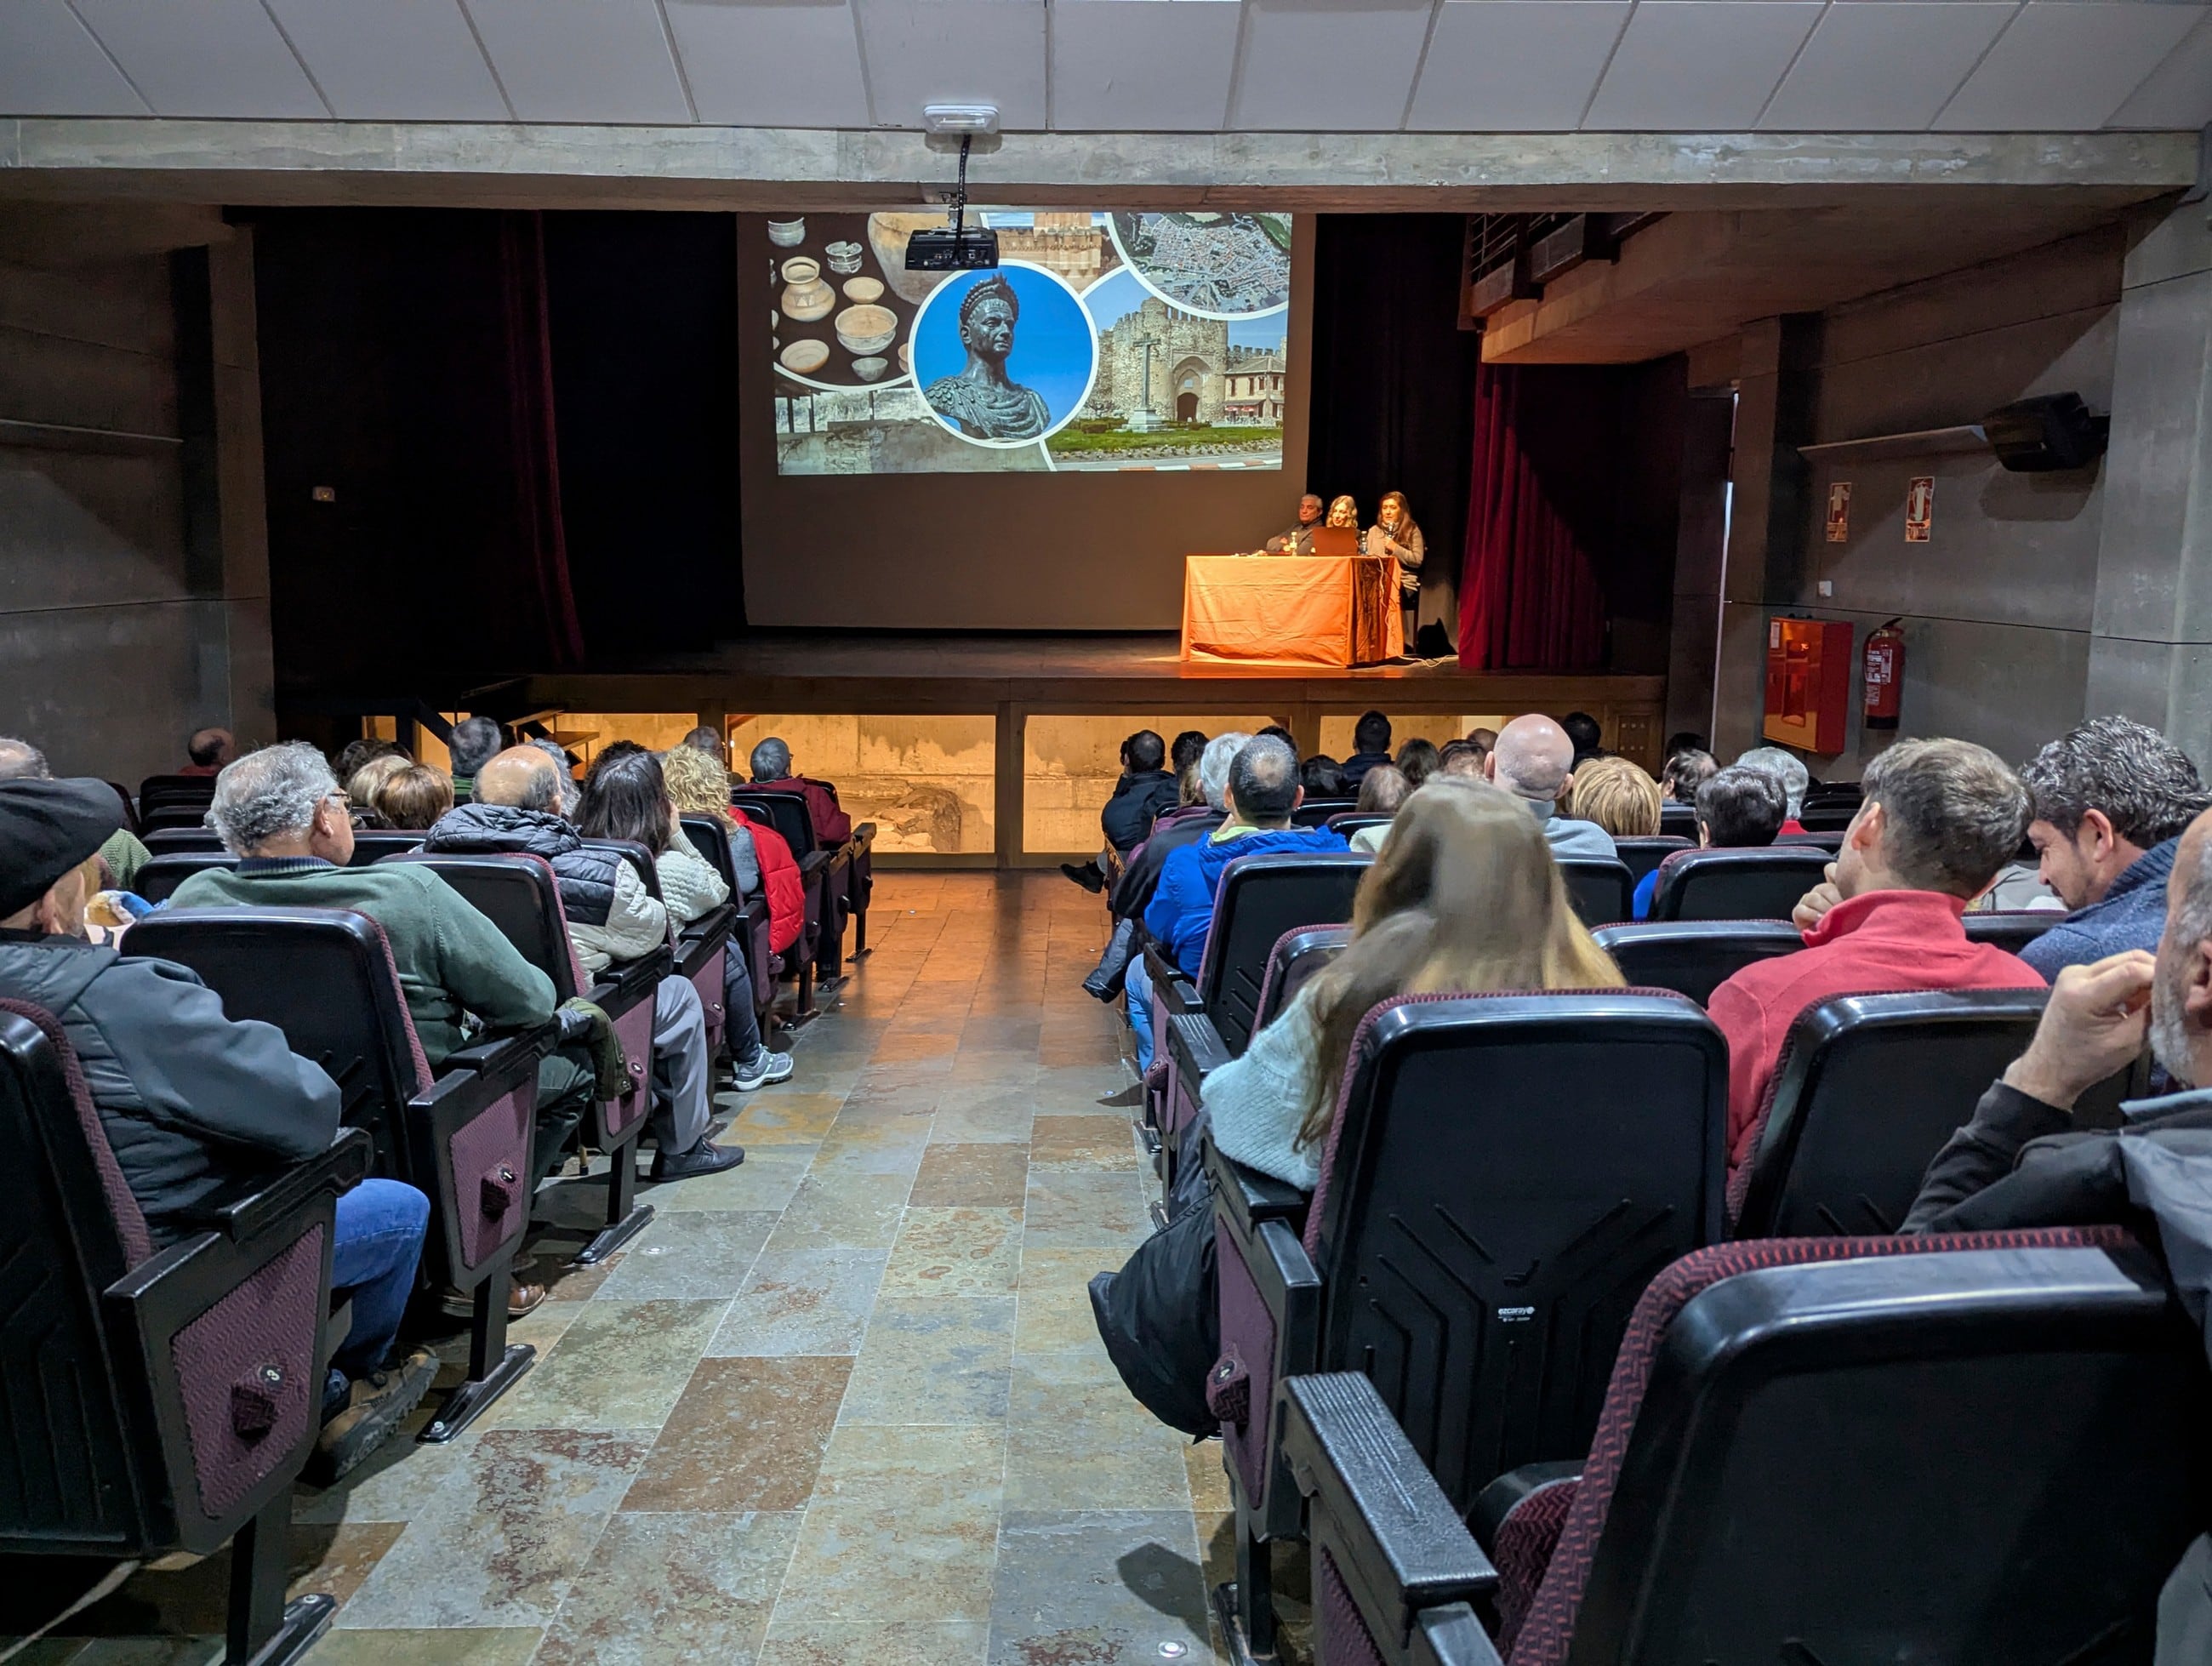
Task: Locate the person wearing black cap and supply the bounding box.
[0,776,437,1482]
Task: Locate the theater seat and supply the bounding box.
[1325,812,1393,838]
[1962,909,2065,955]
[1590,920,1802,1006]
[1647,847,1833,921]
[681,813,775,1031]
[1611,835,1690,887]
[1253,925,1350,1034]
[1204,989,1726,1661]
[0,999,370,1666]
[142,826,225,857]
[1291,799,1357,828]
[121,907,552,1440]
[1284,1228,2203,1666]
[1556,859,1633,927]
[133,851,237,903]
[730,789,832,1016]
[347,830,425,865]
[1656,802,1697,840]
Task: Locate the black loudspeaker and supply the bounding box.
[1983,392,2109,472]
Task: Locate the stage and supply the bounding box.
[466,631,1666,866]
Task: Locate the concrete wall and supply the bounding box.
[0,212,273,788]
[1709,225,2127,775]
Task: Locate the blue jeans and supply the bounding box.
[1125,953,1156,1074]
[330,1178,430,1379]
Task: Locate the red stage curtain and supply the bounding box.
[496,211,587,670]
[1457,362,1607,670]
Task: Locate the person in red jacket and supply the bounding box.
[747,737,852,846]
[1708,737,2044,1172]
[738,807,806,956]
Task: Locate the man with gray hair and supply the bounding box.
[1736,745,1811,825]
[1123,735,1348,1072]
[1708,738,2044,1172]
[2014,716,2211,980]
[448,716,505,801]
[748,735,852,845]
[1484,714,1616,859]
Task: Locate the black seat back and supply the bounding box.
[1325,813,1393,837]
[142,827,224,857]
[1291,799,1356,829]
[132,851,236,903]
[1612,835,1690,887]
[732,789,818,859]
[1657,802,1697,840]
[1590,921,1803,1006]
[1774,829,1844,851]
[1962,910,2064,955]
[1307,991,1727,1509]
[136,774,215,816]
[680,813,740,893]
[1252,925,1352,1033]
[347,830,425,865]
[1197,851,1371,1055]
[1558,859,1633,927]
[138,803,214,835]
[1649,847,1833,921]
[583,837,664,903]
[1794,799,1859,832]
[386,852,583,999]
[1553,1236,2208,1666]
[1731,988,2050,1236]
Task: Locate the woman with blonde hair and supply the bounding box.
[348,751,410,813]
[661,741,807,963]
[368,764,454,832]
[1325,494,1360,531]
[1565,755,1662,839]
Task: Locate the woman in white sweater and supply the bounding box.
[1205,778,1625,1190]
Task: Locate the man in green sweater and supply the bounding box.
[169,743,590,1314]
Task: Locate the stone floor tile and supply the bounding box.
[535,1509,802,1665]
[706,1246,890,1356]
[288,1629,544,1665]
[1029,1114,1143,1170]
[812,1422,1006,1509]
[772,1501,1001,1623]
[764,1172,914,1252]
[1184,1440,1234,1516]
[336,1429,650,1629]
[727,1092,847,1148]
[539,1252,620,1302]
[988,1511,1211,1665]
[652,1150,815,1213]
[594,1209,777,1299]
[881,1207,1023,1297]
[477,1300,727,1434]
[624,1356,852,1512]
[1020,1172,1153,1251]
[1013,1247,1120,1356]
[812,1115,934,1178]
[929,1087,1038,1144]
[756,1620,990,1666]
[1004,1354,1193,1511]
[840,1298,1015,1424]
[27,1521,403,1640]
[910,1143,1031,1208]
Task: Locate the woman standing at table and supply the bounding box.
[1366,489,1435,653]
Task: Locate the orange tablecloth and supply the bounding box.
[1181,554,1405,667]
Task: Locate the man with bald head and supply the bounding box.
[426,746,739,1179]
[180,727,234,776]
[1484,714,1616,859]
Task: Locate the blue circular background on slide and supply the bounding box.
[909,262,1097,448]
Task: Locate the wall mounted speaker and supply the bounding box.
[1982,392,2109,472]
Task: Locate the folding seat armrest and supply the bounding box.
[797,851,834,881]
[1145,944,1201,1016]
[1206,1135,1309,1230]
[162,1127,373,1247]
[850,822,876,852]
[1283,1373,1502,1660]
[1166,1008,1233,1096]
[591,944,675,1015]
[437,1024,555,1083]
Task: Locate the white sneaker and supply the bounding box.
[735,1045,795,1090]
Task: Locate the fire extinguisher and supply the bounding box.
[1864,619,1904,731]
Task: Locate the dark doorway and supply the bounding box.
[1177,392,1198,421]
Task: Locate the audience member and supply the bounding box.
[1300,755,1345,799]
[0,775,434,1481]
[169,746,587,1298]
[523,737,582,817]
[1105,733,1244,931]
[2015,716,2211,978]
[0,737,148,889]
[678,725,727,761]
[1565,756,1661,838]
[179,726,234,776]
[1633,763,1786,917]
[1348,763,1412,853]
[1437,739,1485,780]
[1396,738,1440,788]
[1560,710,1605,769]
[1663,730,1708,763]
[1484,715,1616,859]
[1069,730,1180,896]
[1341,710,1394,790]
[579,750,789,1091]
[448,716,505,800]
[347,750,411,813]
[1736,745,1810,830]
[1661,747,1718,804]
[1091,780,1622,1433]
[749,736,853,845]
[1467,726,1498,753]
[333,737,404,791]
[1257,724,1297,749]
[426,746,740,1180]
[370,763,454,831]
[1124,736,1349,1072]
[664,743,805,957]
[1171,730,1208,804]
[1708,739,2039,1171]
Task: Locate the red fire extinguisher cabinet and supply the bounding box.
[1764,617,1854,755]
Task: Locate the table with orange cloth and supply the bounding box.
[1180,552,1405,667]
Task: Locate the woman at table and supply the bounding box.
[1366,489,1445,654]
[1325,494,1360,532]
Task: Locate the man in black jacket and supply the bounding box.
[1062,730,1179,894]
[0,778,436,1481]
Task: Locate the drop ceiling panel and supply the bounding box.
[463,0,692,123]
[1934,1,2204,130]
[1051,0,1242,132]
[71,0,328,117]
[265,0,507,120]
[666,0,869,128]
[1762,3,2015,130]
[0,1,147,115]
[2104,9,2212,128]
[853,0,1048,128]
[1584,1,1823,129]
[1409,2,1631,132]
[1230,0,1435,131]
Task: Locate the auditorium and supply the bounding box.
[4,8,2212,1663]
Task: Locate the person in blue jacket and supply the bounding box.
[1123,735,1348,1071]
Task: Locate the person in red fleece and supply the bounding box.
[747,736,852,846]
[1709,737,2044,1172]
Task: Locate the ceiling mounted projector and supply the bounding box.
[908,117,1000,271]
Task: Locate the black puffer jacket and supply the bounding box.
[423,802,668,974]
[0,929,340,1247]
[1101,771,1182,856]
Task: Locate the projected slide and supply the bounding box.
[770,210,1291,476]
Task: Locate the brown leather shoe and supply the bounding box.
[441,1277,547,1321]
[306,1345,437,1485]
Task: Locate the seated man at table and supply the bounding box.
[1263,494,1325,556]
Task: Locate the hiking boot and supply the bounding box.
[734,1044,795,1091]
[306,1347,438,1485]
[650,1137,745,1180]
[1060,861,1106,894]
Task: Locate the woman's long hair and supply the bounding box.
[663,743,736,830]
[578,750,674,855]
[1377,489,1420,547]
[1326,494,1360,529]
[1294,779,1624,1150]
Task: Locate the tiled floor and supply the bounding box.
[9,872,1250,1665]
